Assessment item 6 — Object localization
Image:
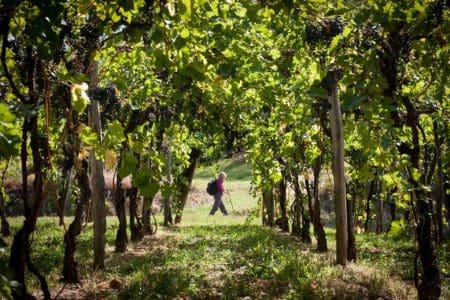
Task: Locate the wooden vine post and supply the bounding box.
[326,69,348,266]
[88,60,106,269]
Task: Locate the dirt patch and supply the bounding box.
[186,186,211,207]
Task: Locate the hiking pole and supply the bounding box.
[226,191,235,211]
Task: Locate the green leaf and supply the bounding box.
[218,63,236,79]
[328,35,341,54]
[133,166,151,187]
[411,168,421,183]
[269,171,282,184]
[79,125,98,146]
[161,183,172,199]
[270,48,281,60]
[105,120,126,147]
[179,0,192,20]
[118,153,138,178]
[308,62,321,81]
[223,49,234,58]
[356,165,374,181]
[388,219,406,237]
[154,49,171,69]
[71,83,90,113]
[180,28,190,38]
[0,103,20,157]
[382,172,400,188]
[342,93,362,110]
[235,6,247,18]
[414,1,426,13]
[140,181,160,197]
[0,130,20,158]
[0,103,15,123]
[343,26,352,38]
[186,60,206,81]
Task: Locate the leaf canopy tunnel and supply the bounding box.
[0,0,448,299]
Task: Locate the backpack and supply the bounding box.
[206,179,217,195]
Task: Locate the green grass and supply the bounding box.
[0,217,422,299]
[0,159,448,299]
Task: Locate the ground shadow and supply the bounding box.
[117,224,320,299]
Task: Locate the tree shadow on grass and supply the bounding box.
[117,225,319,299]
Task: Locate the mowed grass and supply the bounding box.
[0,218,420,299]
[0,158,448,299]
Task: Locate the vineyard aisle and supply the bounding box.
[1,1,449,299]
[5,168,429,299]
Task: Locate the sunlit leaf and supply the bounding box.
[71,83,90,113]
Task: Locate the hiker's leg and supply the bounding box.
[209,193,221,215]
[219,200,228,215]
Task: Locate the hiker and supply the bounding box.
[209,171,228,216]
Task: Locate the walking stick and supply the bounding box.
[226,192,235,211]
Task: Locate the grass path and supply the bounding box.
[27,195,418,299]
[37,219,416,299]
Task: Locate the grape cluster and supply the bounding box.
[7,39,28,84]
[154,69,169,81]
[425,0,446,28]
[305,17,344,45]
[393,33,412,62]
[89,86,120,123]
[357,25,382,50]
[51,84,71,117]
[312,99,331,113]
[305,23,323,44]
[353,108,363,122]
[321,68,343,94]
[80,22,100,51]
[37,133,50,163]
[323,18,344,37]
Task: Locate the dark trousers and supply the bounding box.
[209,192,228,215]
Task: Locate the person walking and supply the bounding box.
[209,171,228,216]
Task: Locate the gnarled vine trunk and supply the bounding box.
[62,159,91,283]
[0,159,11,237]
[347,198,356,261]
[376,179,384,234]
[433,121,444,242]
[163,144,173,227]
[262,183,275,227]
[380,28,441,299]
[444,180,450,232]
[0,190,10,237]
[129,186,144,241]
[365,178,377,232]
[174,148,201,224]
[309,158,328,252]
[290,172,301,238]
[277,176,289,232]
[142,188,158,235]
[291,171,311,243]
[7,46,51,299]
[115,170,128,252]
